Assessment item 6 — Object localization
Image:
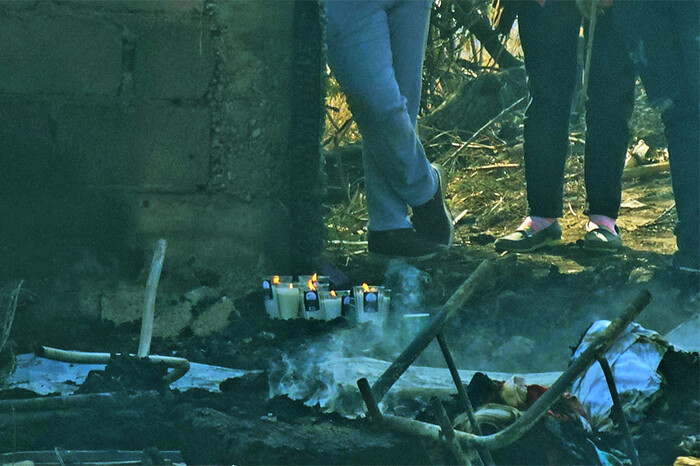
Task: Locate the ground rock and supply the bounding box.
[184,286,219,304]
[100,285,142,324]
[153,302,193,338]
[191,297,236,337]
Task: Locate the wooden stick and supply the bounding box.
[641,202,676,228]
[37,346,190,385]
[465,163,519,171]
[357,378,383,423]
[622,162,670,180]
[430,397,474,466]
[452,209,470,226]
[581,11,598,102]
[596,355,641,466]
[138,239,167,358]
[437,333,494,465]
[328,240,368,246]
[370,259,498,402]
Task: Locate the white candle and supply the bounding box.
[276,284,301,320]
[262,275,291,319]
[320,291,342,320]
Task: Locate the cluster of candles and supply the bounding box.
[262,274,390,322]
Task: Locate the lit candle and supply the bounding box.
[262,275,291,319]
[276,283,301,320]
[320,290,342,320]
[353,285,391,324]
[303,278,323,320]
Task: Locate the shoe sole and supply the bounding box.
[495,237,563,253]
[582,242,623,252]
[431,163,454,248]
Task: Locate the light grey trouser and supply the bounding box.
[324,0,437,231]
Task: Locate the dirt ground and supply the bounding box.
[1,73,698,464]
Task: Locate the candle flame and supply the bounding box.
[272,275,281,285]
[330,290,337,297]
[311,273,318,282]
[288,283,294,290]
[362,283,369,292]
[307,278,316,291]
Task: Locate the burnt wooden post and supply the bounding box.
[596,355,641,466]
[437,332,494,465]
[290,0,325,274]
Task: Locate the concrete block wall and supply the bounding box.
[0,0,314,322]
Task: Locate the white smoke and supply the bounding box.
[268,260,439,418]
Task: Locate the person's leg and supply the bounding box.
[386,0,453,246]
[615,0,699,268]
[663,0,699,269]
[324,0,435,232]
[579,5,636,252]
[518,0,581,219]
[584,6,635,224]
[387,0,431,130]
[495,0,579,252]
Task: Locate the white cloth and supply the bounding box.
[571,320,669,432]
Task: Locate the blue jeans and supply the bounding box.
[614,0,700,257]
[324,0,437,231]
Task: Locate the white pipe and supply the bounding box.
[37,346,190,385]
[138,239,167,358]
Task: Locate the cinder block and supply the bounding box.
[0,16,121,95]
[129,192,292,269]
[53,0,205,13]
[55,102,211,190]
[132,18,214,100]
[0,102,53,193]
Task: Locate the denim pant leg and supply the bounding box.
[584,6,636,219]
[518,0,581,218]
[614,0,699,255]
[324,0,436,232]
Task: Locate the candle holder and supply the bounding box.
[401,313,430,345]
[353,284,391,324]
[335,290,352,318]
[262,275,292,319]
[319,290,344,321]
[303,283,323,320]
[274,283,302,320]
